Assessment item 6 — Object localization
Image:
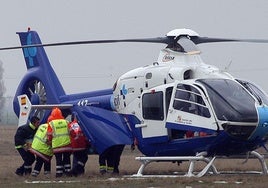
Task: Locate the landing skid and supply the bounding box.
[217,151,268,175]
[132,151,268,178]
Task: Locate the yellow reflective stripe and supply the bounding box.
[50,121,56,135]
[34,124,48,143]
[99,165,106,170]
[107,166,114,173]
[53,133,69,137]
[29,123,36,130]
[77,161,85,166]
[34,135,46,144]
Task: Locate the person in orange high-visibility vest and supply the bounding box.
[68,113,90,176]
[47,108,72,178]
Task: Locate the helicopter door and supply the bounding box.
[166,82,218,139]
[138,90,168,142]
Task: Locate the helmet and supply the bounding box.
[51,107,63,119]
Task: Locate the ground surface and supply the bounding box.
[1,125,268,188]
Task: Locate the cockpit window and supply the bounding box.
[197,79,257,122]
[236,79,268,105]
[173,84,210,118]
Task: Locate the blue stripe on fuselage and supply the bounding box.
[249,106,268,141]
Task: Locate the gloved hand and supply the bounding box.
[23,142,32,150]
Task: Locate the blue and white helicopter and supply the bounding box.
[2,28,268,177]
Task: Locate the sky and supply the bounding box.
[1,0,268,97]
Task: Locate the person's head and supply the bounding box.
[50,107,64,119]
[30,116,40,128]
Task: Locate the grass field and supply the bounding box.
[1,125,268,188]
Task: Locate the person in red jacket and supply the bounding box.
[68,113,90,176]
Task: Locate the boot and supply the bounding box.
[15,166,24,176]
[56,173,63,178]
[31,170,39,177]
[24,168,32,175]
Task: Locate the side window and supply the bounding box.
[142,91,164,120]
[173,84,210,118]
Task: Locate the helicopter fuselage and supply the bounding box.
[111,48,268,156]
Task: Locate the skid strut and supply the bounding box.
[133,152,218,177]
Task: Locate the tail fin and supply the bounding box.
[13,30,66,119]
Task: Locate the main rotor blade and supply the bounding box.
[2,34,268,51]
[0,37,172,51]
[192,36,268,44]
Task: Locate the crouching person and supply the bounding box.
[30,123,53,177]
[14,116,40,176]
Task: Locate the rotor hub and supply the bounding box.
[166,28,199,38]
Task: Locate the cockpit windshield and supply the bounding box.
[197,79,257,122]
[236,79,268,105]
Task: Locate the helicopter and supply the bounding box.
[2,28,268,177]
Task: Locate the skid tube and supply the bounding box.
[216,150,268,175]
[132,151,268,178]
[132,152,218,177]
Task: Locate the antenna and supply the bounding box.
[224,60,232,71]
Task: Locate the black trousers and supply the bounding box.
[72,149,88,175]
[17,148,35,173]
[73,149,88,168]
[112,145,125,173]
[54,152,71,176]
[99,147,114,169]
[99,145,125,173]
[33,156,51,175]
[73,149,88,166]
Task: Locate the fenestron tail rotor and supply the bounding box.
[27,79,47,120]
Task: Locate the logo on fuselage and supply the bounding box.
[122,84,128,96]
[24,33,37,67]
[162,53,175,62]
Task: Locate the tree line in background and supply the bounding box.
[0,61,16,125]
[0,60,6,123]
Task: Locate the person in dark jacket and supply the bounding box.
[14,116,40,176]
[99,144,125,175]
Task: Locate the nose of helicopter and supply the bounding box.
[248,106,268,141]
[221,106,268,141]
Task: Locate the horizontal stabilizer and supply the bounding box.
[17,94,72,126]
